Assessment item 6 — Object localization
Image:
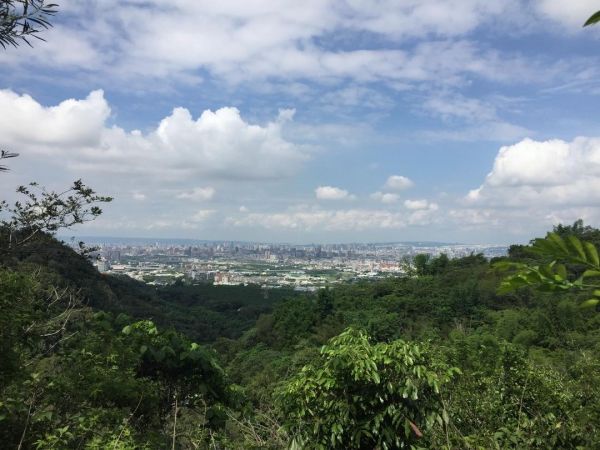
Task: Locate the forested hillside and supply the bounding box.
[2,222,600,449]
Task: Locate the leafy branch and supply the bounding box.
[1,179,112,249]
[494,232,600,308]
[0,149,19,172]
[0,0,58,49]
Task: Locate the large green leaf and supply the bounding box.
[584,10,600,27]
[580,299,599,309]
[567,235,587,261]
[584,241,600,266]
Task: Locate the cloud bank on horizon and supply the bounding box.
[1,0,600,244]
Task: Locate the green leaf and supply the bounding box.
[531,237,559,256]
[583,270,600,279]
[584,10,600,27]
[547,233,568,254]
[442,409,449,424]
[555,263,567,281]
[584,242,600,266]
[580,299,599,309]
[567,235,587,261]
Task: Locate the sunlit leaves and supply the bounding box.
[527,232,600,268]
[495,232,600,310]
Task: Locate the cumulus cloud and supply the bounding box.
[315,186,354,200]
[465,137,600,207]
[0,89,109,147]
[449,136,600,234]
[176,187,216,201]
[384,175,414,191]
[371,191,399,204]
[0,90,307,180]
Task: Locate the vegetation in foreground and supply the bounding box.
[2,209,600,448]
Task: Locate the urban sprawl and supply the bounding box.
[76,239,508,291]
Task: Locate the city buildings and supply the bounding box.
[84,238,507,289]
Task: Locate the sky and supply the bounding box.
[1,0,600,244]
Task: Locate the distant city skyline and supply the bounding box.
[83,235,507,288]
[2,1,600,243]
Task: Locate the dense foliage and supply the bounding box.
[279,328,457,449]
[2,221,600,448]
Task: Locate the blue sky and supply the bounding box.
[1,0,600,244]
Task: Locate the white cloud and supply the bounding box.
[384,175,414,191]
[226,205,438,231]
[404,199,438,210]
[420,92,531,142]
[0,89,109,147]
[478,138,577,188]
[191,209,216,222]
[466,137,600,208]
[423,92,497,122]
[228,208,437,231]
[344,0,516,39]
[0,90,307,181]
[315,186,355,200]
[451,136,600,232]
[371,191,399,204]
[176,187,216,201]
[0,0,563,90]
